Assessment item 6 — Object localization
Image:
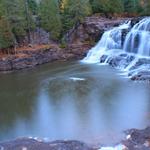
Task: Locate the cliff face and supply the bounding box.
[65,16,130,44]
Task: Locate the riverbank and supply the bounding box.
[0,16,128,72]
[0,44,90,72]
[1,127,150,150]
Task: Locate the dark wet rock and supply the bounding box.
[108,56,126,67]
[106,55,150,81]
[12,57,37,70]
[125,58,150,81]
[123,127,150,150]
[101,52,150,81]
[100,53,135,67]
[130,17,145,28]
[100,55,108,63]
[128,58,150,71]
[131,70,150,81]
[107,54,135,68]
[0,138,95,150]
[0,43,91,72]
[0,58,13,71]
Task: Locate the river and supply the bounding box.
[0,61,149,145]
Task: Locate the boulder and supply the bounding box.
[123,127,150,150]
[0,139,95,150]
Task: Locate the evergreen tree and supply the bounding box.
[123,0,141,13]
[4,0,35,42]
[0,16,14,49]
[109,0,124,14]
[4,0,27,38]
[142,0,150,15]
[90,0,123,15]
[90,0,110,14]
[62,0,92,32]
[28,0,38,15]
[0,0,14,49]
[39,0,62,40]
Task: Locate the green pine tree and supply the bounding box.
[142,0,150,15]
[123,0,141,13]
[4,0,35,42]
[90,0,123,15]
[0,0,14,49]
[39,0,62,40]
[4,0,27,38]
[62,0,92,32]
[109,0,124,14]
[28,0,38,15]
[90,0,110,14]
[0,17,14,49]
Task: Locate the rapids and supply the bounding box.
[82,17,150,78]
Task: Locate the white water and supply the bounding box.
[82,17,150,76]
[124,17,150,56]
[99,144,127,150]
[82,21,131,63]
[69,77,85,81]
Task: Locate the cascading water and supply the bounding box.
[123,17,150,72]
[124,18,150,56]
[82,21,131,63]
[82,17,150,78]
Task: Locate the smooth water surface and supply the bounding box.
[0,61,150,145]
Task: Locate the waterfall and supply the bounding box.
[82,21,131,63]
[124,17,150,56]
[82,17,150,77]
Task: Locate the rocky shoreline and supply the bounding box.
[1,127,150,150]
[0,44,90,72]
[122,127,150,150]
[0,139,95,150]
[0,16,128,72]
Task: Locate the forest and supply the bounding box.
[0,0,150,51]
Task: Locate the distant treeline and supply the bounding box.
[0,0,150,50]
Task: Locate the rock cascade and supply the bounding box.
[82,17,150,81]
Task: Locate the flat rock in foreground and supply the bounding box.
[123,127,150,150]
[1,127,150,150]
[0,139,95,150]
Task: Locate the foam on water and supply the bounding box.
[69,77,86,81]
[99,144,127,150]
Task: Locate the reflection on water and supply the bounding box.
[0,61,150,145]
